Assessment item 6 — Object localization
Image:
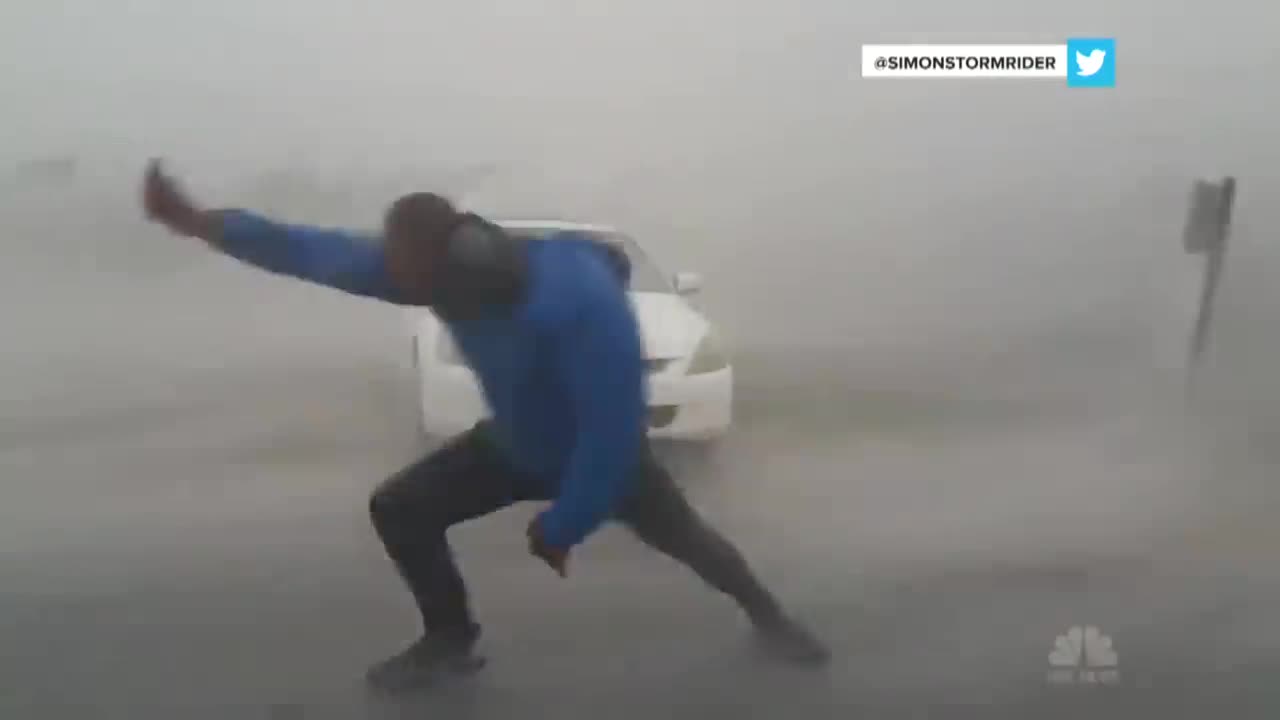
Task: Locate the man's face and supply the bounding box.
[383,222,438,305]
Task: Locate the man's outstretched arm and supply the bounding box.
[214,210,399,301]
[142,161,400,302]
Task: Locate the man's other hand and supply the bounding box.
[526,515,569,578]
[142,160,206,237]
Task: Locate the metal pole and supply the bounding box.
[1188,176,1236,375]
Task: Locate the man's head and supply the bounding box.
[382,192,464,304]
[381,192,530,311]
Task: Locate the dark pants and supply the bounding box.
[368,422,783,635]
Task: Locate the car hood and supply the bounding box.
[630,292,708,359]
[406,292,709,360]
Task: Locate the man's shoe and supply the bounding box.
[365,627,485,693]
[753,615,831,667]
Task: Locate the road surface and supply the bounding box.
[4,205,1280,719]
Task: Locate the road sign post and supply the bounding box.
[1184,176,1236,382]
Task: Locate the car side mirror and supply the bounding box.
[673,271,703,296]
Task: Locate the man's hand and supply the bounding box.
[526,515,569,578]
[142,160,211,238]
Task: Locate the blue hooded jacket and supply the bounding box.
[217,210,646,548]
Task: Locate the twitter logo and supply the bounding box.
[1066,38,1115,87]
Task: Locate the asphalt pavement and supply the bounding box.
[5,209,1280,719]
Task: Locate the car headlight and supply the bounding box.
[436,332,465,365]
[687,331,729,374]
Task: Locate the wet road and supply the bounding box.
[5,210,1280,718]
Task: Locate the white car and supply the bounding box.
[408,220,733,442]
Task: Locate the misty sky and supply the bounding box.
[2,0,1278,357]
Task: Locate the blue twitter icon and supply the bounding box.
[1066,38,1115,87]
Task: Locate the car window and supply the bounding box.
[504,228,673,293]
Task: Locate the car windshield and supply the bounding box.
[503,227,673,293]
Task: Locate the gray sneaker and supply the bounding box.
[365,627,485,693]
